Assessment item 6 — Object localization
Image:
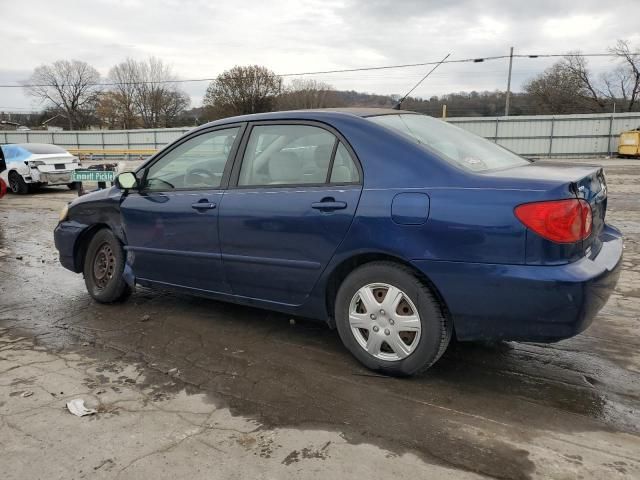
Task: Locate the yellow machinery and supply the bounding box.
[618,130,640,157]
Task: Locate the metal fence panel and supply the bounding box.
[3,113,640,157]
[449,112,640,157]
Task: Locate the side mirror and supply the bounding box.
[116,172,139,190]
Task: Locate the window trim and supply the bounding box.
[228,120,362,190]
[137,122,247,193]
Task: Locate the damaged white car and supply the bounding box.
[0,143,80,194]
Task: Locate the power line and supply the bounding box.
[1,52,637,89]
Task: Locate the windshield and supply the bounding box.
[368,114,530,172]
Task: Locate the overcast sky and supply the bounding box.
[2,0,640,113]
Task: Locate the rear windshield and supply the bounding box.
[368,114,530,172]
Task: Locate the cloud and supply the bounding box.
[1,0,639,111]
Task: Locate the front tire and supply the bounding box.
[83,229,131,303]
[8,171,30,194]
[335,262,451,376]
[67,182,80,190]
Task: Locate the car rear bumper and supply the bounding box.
[412,224,623,342]
[54,221,87,272]
[37,171,73,185]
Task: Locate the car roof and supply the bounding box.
[2,143,69,155]
[280,107,417,117]
[197,107,419,131]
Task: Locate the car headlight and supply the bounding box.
[59,204,69,222]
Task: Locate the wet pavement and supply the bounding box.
[1,158,639,479]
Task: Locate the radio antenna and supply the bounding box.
[393,53,451,110]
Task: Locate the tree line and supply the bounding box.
[11,39,640,130]
[24,57,190,130]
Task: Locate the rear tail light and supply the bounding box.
[515,199,592,243]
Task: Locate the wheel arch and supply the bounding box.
[73,223,111,273]
[324,252,452,330]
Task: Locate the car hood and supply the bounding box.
[70,185,119,207]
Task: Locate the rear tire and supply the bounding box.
[335,261,451,376]
[83,229,131,303]
[8,171,29,194]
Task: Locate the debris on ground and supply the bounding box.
[66,399,97,417]
[21,391,34,398]
[141,314,151,322]
[289,318,296,325]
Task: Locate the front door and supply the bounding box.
[121,125,243,293]
[219,122,363,305]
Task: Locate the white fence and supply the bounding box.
[448,112,640,157]
[2,112,640,158]
[0,127,190,153]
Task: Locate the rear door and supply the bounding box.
[219,122,363,305]
[120,125,244,293]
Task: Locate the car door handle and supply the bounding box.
[191,201,216,210]
[311,200,347,211]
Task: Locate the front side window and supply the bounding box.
[145,127,240,191]
[238,124,337,186]
[369,114,530,172]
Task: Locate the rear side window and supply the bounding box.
[238,124,337,186]
[330,143,360,183]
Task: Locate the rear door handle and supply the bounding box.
[311,200,347,211]
[191,201,216,210]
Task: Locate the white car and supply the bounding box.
[0,143,81,194]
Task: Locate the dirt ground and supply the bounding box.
[1,158,639,480]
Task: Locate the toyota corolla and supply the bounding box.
[54,109,623,376]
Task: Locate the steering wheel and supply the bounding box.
[186,168,218,186]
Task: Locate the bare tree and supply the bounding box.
[276,79,343,110]
[159,90,190,127]
[133,58,190,128]
[524,62,591,114]
[23,60,101,129]
[107,57,190,128]
[608,40,640,111]
[107,58,140,129]
[562,53,606,110]
[203,65,281,119]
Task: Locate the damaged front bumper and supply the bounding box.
[54,221,86,272]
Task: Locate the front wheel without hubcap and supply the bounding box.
[335,262,451,376]
[83,229,131,303]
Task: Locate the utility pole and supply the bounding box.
[505,46,514,116]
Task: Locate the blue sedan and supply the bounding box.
[54,108,623,376]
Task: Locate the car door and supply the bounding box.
[120,125,244,293]
[219,122,363,305]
